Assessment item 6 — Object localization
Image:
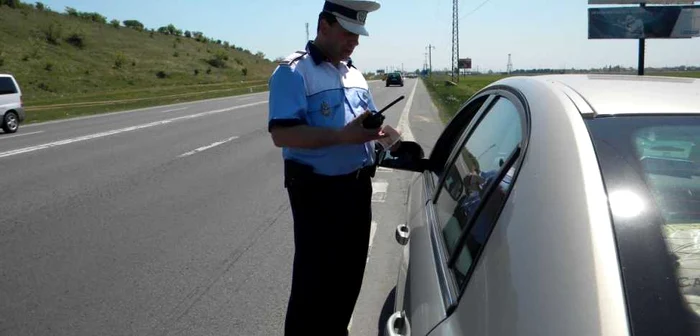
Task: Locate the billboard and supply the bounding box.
[458,58,472,69]
[589,0,694,4]
[589,6,700,39]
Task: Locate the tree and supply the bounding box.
[65,6,78,16]
[122,20,144,31]
[35,2,45,10]
[184,30,192,38]
[0,0,20,8]
[110,19,120,28]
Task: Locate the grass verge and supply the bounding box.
[421,75,504,124]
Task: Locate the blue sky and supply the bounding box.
[39,0,700,73]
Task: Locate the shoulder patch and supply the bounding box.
[279,51,308,66]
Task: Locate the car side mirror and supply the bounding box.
[378,141,428,172]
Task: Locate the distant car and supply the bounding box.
[0,74,24,133]
[380,75,700,336]
[386,73,404,87]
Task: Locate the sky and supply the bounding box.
[38,0,700,73]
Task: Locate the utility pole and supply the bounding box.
[507,54,513,74]
[638,3,645,75]
[423,52,428,72]
[306,23,309,42]
[427,44,436,76]
[451,0,459,82]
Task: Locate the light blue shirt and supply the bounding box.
[267,42,379,176]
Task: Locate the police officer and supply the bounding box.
[267,0,385,335]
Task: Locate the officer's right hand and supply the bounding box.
[340,111,388,144]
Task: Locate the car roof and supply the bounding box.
[500,74,700,116]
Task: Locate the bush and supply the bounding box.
[194,69,199,76]
[0,54,4,67]
[241,68,248,76]
[156,71,167,79]
[184,31,191,38]
[206,50,229,68]
[42,22,62,45]
[110,19,120,28]
[132,61,136,67]
[122,20,144,31]
[65,6,78,17]
[114,52,126,69]
[173,51,179,57]
[206,68,212,74]
[65,32,85,49]
[35,2,45,10]
[37,82,54,92]
[44,62,53,71]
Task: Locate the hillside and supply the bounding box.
[0,2,276,123]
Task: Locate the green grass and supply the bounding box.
[0,4,276,123]
[422,71,700,124]
[422,75,505,123]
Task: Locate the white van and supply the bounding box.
[0,74,25,133]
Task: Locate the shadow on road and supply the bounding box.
[376,286,396,336]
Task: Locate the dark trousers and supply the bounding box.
[283,164,373,336]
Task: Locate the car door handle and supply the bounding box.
[395,224,410,245]
[386,311,411,336]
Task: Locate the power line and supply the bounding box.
[460,0,493,21]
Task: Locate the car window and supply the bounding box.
[434,97,522,286]
[0,77,18,95]
[585,116,700,335]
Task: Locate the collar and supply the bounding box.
[306,41,329,65]
[306,41,356,68]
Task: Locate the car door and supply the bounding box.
[426,89,529,336]
[387,88,527,335]
[386,88,528,336]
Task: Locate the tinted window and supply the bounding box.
[587,116,700,336]
[435,97,522,285]
[0,77,17,95]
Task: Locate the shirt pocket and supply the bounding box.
[306,90,346,128]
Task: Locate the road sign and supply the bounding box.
[458,58,472,69]
[589,0,694,4]
[589,5,700,39]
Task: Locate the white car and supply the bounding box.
[0,74,25,133]
[380,74,700,336]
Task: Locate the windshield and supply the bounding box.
[587,115,700,335]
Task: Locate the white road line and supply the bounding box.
[178,136,239,158]
[0,101,267,159]
[23,91,270,128]
[372,180,389,203]
[236,96,259,102]
[376,167,394,173]
[349,219,378,332]
[397,79,418,141]
[0,130,44,139]
[160,107,189,113]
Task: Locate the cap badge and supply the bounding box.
[357,11,367,24]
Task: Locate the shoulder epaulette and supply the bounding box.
[279,51,308,66]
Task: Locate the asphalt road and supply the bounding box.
[0,78,444,336]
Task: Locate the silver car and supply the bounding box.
[380,74,700,336]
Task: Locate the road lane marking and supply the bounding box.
[0,131,44,139]
[397,79,418,141]
[376,167,394,173]
[372,180,389,203]
[0,101,267,159]
[349,219,378,332]
[23,92,270,128]
[178,136,239,158]
[160,107,189,113]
